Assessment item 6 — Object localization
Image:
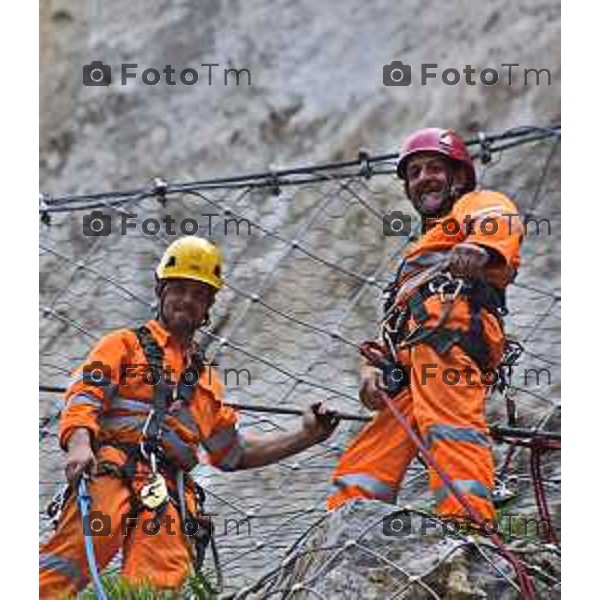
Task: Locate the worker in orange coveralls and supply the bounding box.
[327,128,523,522]
[40,236,339,598]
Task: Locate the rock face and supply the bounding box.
[235,500,560,599]
[40,0,560,596]
[40,0,560,193]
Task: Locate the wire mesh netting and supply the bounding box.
[39,125,561,597]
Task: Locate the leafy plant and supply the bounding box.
[75,571,216,599]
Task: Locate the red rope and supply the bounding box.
[381,395,538,599]
[530,445,559,544]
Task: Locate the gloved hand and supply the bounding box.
[447,243,489,279]
[65,428,96,485]
[304,402,340,443]
[359,365,389,411]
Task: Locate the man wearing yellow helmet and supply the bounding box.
[154,236,223,341]
[40,236,339,598]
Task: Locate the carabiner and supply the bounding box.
[441,277,464,304]
[139,409,156,461]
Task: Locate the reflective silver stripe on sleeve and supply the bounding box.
[398,264,446,300]
[67,372,117,404]
[99,414,144,435]
[433,479,491,506]
[109,396,152,414]
[39,552,85,587]
[425,424,491,449]
[65,393,103,410]
[466,205,506,219]
[331,474,396,503]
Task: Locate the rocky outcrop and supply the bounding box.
[236,500,560,599]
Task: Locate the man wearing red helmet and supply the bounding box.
[327,128,522,522]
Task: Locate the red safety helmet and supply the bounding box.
[396,128,476,192]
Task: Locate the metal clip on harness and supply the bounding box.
[428,273,464,304]
[140,408,157,463]
[399,272,465,349]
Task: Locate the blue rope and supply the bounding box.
[77,477,108,600]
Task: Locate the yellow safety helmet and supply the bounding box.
[156,237,224,290]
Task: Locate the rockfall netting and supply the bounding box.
[40,125,560,598]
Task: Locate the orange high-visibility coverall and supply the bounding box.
[40,319,242,599]
[327,191,523,521]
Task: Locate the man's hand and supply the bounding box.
[447,243,489,279]
[359,365,389,411]
[303,403,340,443]
[237,403,340,469]
[65,428,96,485]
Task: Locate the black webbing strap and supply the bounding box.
[406,279,504,372]
[133,325,172,447]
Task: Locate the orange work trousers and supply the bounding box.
[39,463,196,599]
[327,296,503,521]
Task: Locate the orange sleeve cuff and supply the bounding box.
[454,191,523,267]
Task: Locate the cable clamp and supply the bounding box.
[478,131,492,164]
[40,193,52,226]
[358,150,372,179]
[151,177,168,205]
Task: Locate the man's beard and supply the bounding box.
[165,312,199,339]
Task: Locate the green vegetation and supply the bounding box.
[76,572,217,599]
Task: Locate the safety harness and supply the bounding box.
[381,271,507,374]
[95,326,217,581]
[135,326,217,574]
[47,327,222,589]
